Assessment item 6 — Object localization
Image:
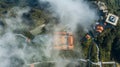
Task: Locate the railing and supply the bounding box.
[26,59,116,67]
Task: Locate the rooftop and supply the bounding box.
[54,32,74,50]
[96,25,104,33]
[85,34,91,40]
[97,1,108,13]
[106,13,119,26]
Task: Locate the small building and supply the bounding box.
[30,24,45,36]
[97,1,108,13]
[85,34,91,40]
[106,13,119,26]
[53,32,74,50]
[96,25,104,33]
[30,64,34,67]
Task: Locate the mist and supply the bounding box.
[0,0,98,67]
[39,0,97,32]
[0,7,45,67]
[37,0,98,67]
[4,7,30,31]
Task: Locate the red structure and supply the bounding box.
[30,64,34,67]
[54,32,74,50]
[96,25,104,33]
[85,34,91,40]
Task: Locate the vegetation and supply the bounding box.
[81,0,120,67]
[0,0,120,67]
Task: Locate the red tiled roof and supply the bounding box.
[54,32,74,50]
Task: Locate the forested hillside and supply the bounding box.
[0,0,120,67]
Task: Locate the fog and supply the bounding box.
[0,7,43,67]
[40,0,97,32]
[0,0,98,67]
[38,0,98,67]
